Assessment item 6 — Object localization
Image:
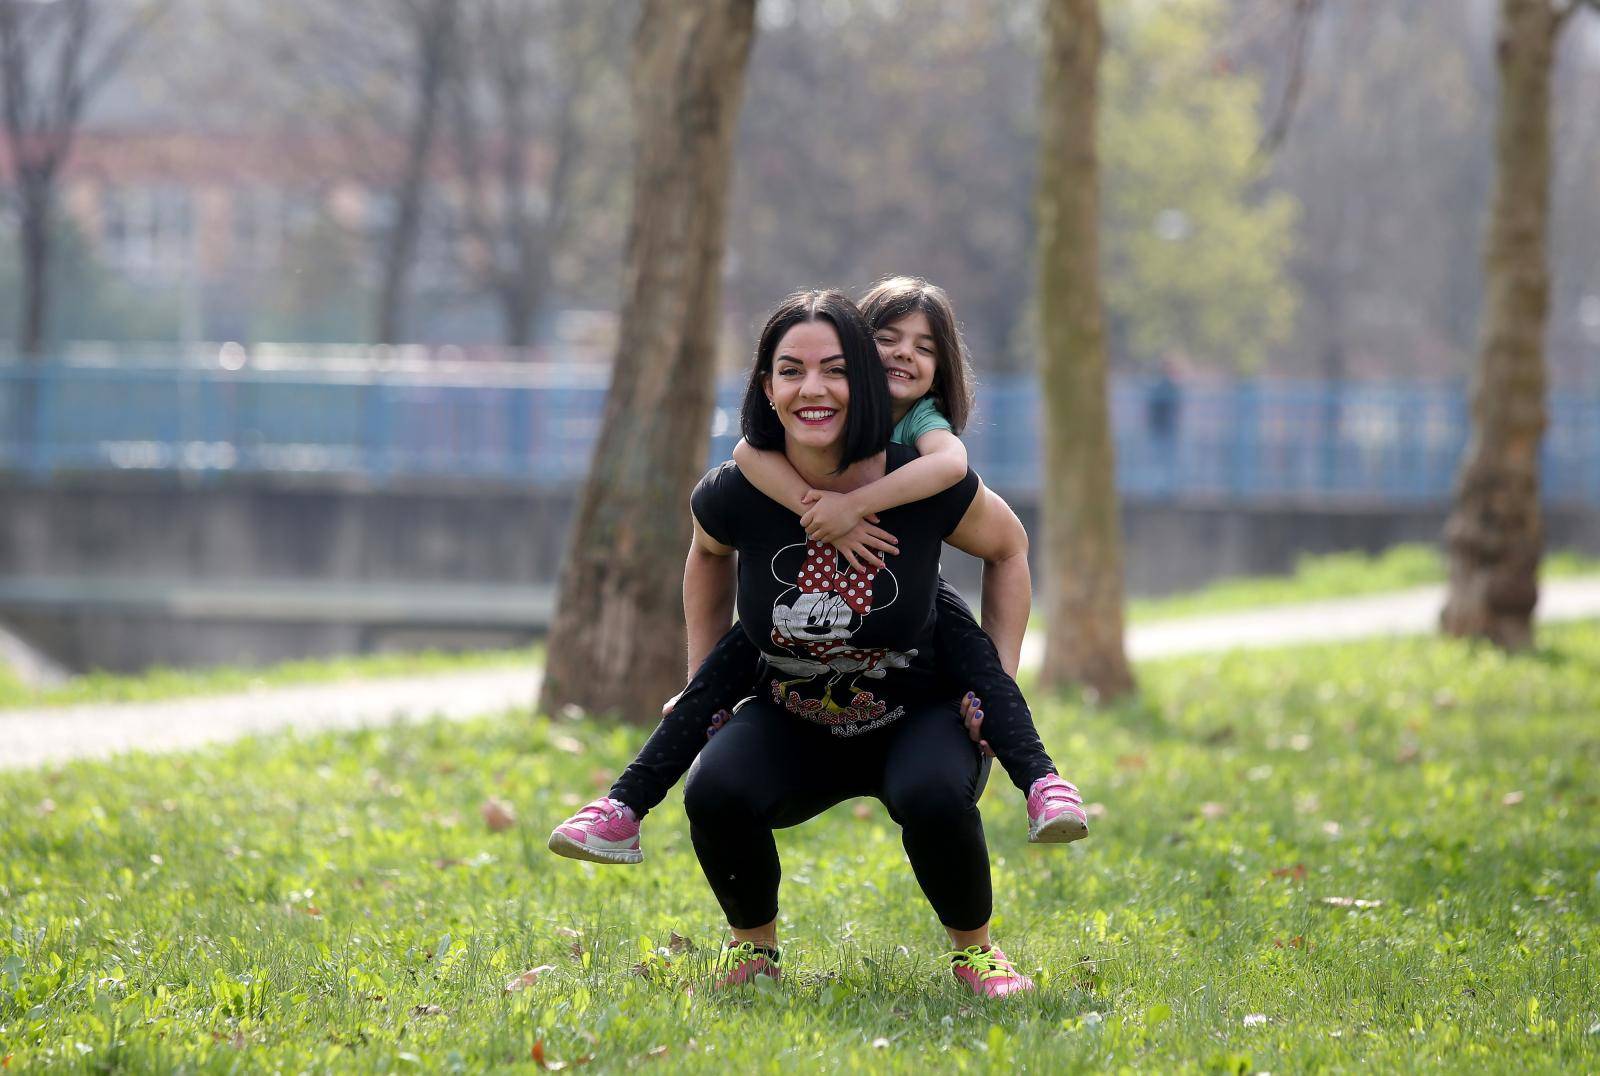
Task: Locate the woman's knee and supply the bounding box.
[683,758,763,825]
[882,773,979,830]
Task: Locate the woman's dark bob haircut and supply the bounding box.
[740,289,891,472]
[859,275,975,435]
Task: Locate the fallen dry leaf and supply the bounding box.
[1319,896,1383,909]
[505,966,556,992]
[303,905,323,918]
[1271,863,1308,883]
[1501,790,1525,807]
[412,1004,443,1016]
[668,931,695,954]
[482,798,518,832]
[646,1045,670,1059]
[1273,935,1310,950]
[555,927,582,939]
[1115,754,1148,771]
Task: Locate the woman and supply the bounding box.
[679,290,1038,996]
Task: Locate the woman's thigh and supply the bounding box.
[875,700,991,821]
[683,701,872,829]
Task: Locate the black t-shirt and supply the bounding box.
[691,445,981,737]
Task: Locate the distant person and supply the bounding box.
[550,287,1086,996]
[1145,357,1182,491]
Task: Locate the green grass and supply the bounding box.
[3,625,1598,1071]
[1130,544,1600,622]
[0,646,541,712]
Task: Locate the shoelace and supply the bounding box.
[717,941,780,972]
[948,946,1016,981]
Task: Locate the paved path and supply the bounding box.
[4,576,1599,771]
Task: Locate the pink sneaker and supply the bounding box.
[547,797,642,864]
[949,945,1034,998]
[712,941,782,988]
[1027,774,1088,844]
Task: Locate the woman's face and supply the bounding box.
[874,311,937,407]
[765,319,850,451]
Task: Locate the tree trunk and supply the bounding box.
[18,180,50,358]
[1440,0,1557,651]
[1035,0,1135,701]
[374,0,453,345]
[538,0,756,722]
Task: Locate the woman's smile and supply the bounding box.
[766,320,850,446]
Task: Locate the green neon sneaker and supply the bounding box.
[948,944,1034,998]
[713,941,782,988]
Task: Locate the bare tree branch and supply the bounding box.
[1259,0,1323,153]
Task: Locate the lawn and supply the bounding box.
[1129,544,1600,622]
[2,624,1598,1072]
[0,646,541,712]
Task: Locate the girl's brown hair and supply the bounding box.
[858,275,975,435]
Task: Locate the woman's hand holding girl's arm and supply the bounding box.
[944,485,1031,677]
[733,437,813,515]
[683,517,736,680]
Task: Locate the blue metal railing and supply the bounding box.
[2,357,1598,505]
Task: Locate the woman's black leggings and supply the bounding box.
[681,698,993,932]
[609,579,1055,815]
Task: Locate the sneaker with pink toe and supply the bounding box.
[713,941,782,988]
[1027,774,1089,844]
[548,797,643,864]
[949,945,1034,998]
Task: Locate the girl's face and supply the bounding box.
[874,311,937,407]
[765,320,850,452]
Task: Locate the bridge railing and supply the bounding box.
[2,357,1598,505]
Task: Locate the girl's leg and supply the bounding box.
[933,578,1056,794]
[875,700,994,934]
[682,702,868,931]
[608,624,763,816]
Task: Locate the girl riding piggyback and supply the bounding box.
[550,276,1086,865]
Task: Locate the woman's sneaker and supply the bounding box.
[713,941,782,988]
[548,797,643,864]
[949,945,1034,998]
[1027,774,1089,844]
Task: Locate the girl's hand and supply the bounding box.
[800,490,868,544]
[961,691,994,758]
[830,520,899,575]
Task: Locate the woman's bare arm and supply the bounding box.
[683,516,737,679]
[943,484,1031,677]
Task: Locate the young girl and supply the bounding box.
[549,277,1086,865]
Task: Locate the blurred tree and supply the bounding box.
[729,0,1296,376]
[1099,0,1298,370]
[448,1,629,347]
[1036,0,1134,701]
[0,0,167,356]
[1440,0,1598,650]
[372,0,456,346]
[538,0,755,722]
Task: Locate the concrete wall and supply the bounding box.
[3,473,1596,673]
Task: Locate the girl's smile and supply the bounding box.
[875,310,938,408]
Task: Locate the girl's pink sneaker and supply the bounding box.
[949,945,1034,998]
[1027,774,1089,844]
[548,797,642,864]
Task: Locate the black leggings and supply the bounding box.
[609,580,1056,814]
[682,698,994,932]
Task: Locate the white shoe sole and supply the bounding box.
[1028,814,1089,844]
[547,830,643,864]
